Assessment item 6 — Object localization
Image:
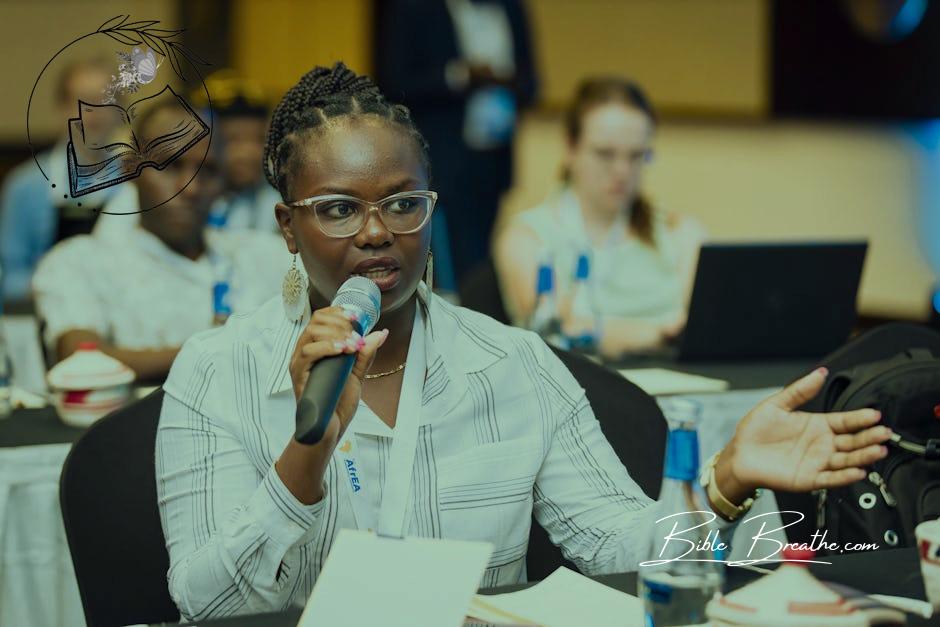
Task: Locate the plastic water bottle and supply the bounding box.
[638,398,724,626]
[566,252,600,352]
[529,257,569,350]
[0,326,12,419]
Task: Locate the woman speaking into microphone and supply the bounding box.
[155,63,891,621]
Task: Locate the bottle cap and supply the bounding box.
[536,264,554,294]
[664,428,699,481]
[661,397,703,429]
[575,253,590,280]
[76,341,98,351]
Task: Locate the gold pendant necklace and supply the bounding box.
[363,362,406,379]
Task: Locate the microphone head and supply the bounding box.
[331,276,381,334]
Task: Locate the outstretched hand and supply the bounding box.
[716,368,893,502]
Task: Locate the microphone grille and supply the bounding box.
[331,276,381,333]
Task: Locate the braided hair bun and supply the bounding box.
[263,62,430,200]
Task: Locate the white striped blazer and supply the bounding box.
[156,283,667,621]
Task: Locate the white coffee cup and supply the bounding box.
[915,519,940,608]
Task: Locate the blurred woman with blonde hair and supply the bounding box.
[495,78,706,358]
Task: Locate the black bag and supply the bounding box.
[816,349,940,554]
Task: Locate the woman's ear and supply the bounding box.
[275,203,299,254]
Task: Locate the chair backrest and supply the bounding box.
[526,347,667,580]
[458,258,511,325]
[60,388,180,627]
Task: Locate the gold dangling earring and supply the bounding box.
[282,254,308,322]
[424,251,434,292]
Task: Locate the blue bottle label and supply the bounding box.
[567,333,596,351]
[664,429,699,481]
[575,253,590,280]
[536,265,553,294]
[213,282,232,316]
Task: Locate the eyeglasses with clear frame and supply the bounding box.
[286,190,438,238]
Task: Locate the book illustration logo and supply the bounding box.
[67,85,210,197]
[26,14,213,214]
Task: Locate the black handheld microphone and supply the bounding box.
[294,276,381,445]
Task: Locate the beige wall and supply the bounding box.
[0,0,178,143]
[500,115,937,320]
[232,0,372,101]
[526,0,768,115]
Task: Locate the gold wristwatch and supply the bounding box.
[700,452,758,522]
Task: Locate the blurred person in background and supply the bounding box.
[94,70,281,237]
[197,69,281,232]
[495,78,706,359]
[375,0,538,285]
[0,59,122,303]
[32,100,289,381]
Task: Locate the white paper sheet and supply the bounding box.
[300,529,493,627]
[469,567,643,626]
[618,367,729,396]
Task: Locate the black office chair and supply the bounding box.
[526,347,667,580]
[60,388,180,627]
[459,258,511,325]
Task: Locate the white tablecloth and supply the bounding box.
[0,443,83,627]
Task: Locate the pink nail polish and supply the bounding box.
[356,338,365,349]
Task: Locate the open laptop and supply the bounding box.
[673,241,868,361]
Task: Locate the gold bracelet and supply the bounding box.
[699,452,758,522]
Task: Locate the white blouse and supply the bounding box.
[511,189,686,328]
[156,284,675,621]
[32,227,289,352]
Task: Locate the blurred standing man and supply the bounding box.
[375,0,538,284]
[0,60,121,303]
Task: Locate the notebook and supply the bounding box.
[468,567,643,626]
[618,367,729,396]
[300,529,493,627]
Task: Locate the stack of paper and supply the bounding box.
[618,367,729,396]
[468,567,642,626]
[300,530,493,627]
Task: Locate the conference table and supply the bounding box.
[0,354,818,627]
[178,548,930,626]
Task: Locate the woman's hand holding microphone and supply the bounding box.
[276,305,388,504]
